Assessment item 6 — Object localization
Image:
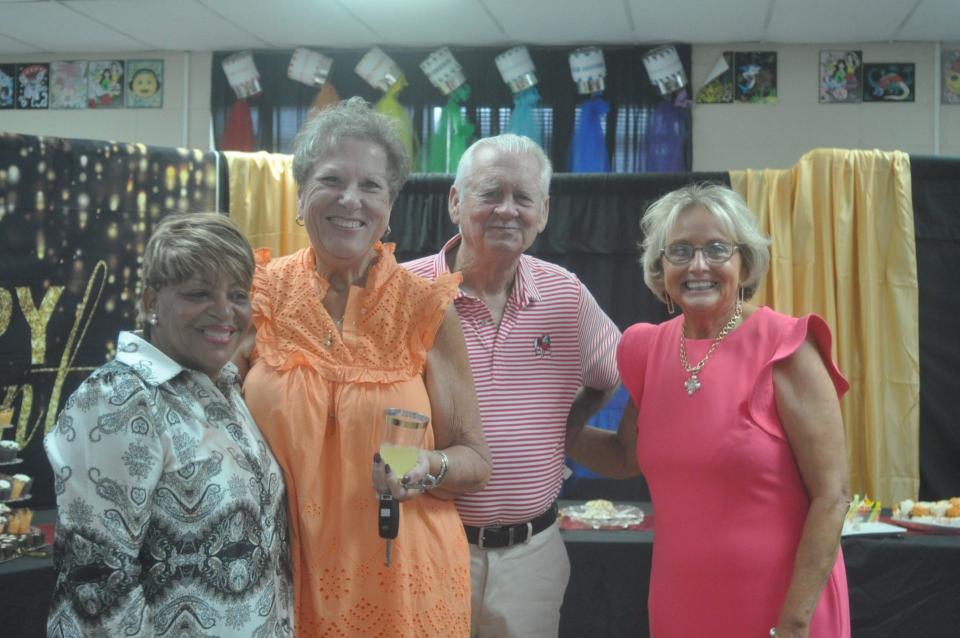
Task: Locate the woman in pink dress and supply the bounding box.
[568,183,850,637]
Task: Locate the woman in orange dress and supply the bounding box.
[241,98,491,637]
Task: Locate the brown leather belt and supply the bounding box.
[464,502,559,549]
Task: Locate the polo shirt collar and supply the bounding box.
[436,234,542,307]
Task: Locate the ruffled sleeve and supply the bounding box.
[407,271,462,372]
[748,313,849,440]
[617,322,658,407]
[249,247,274,366]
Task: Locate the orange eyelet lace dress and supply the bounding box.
[244,243,470,637]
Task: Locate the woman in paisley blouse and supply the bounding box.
[45,213,293,637]
[240,97,490,636]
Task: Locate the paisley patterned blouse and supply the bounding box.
[45,331,293,638]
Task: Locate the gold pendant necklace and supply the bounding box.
[679,299,743,396]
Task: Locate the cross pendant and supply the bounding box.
[684,373,701,395]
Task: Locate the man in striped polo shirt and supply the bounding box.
[404,134,621,637]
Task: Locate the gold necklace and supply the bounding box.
[679,299,743,396]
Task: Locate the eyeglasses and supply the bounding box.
[661,241,739,265]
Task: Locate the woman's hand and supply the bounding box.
[371,451,433,502]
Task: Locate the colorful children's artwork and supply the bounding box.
[734,52,777,103]
[942,50,960,104]
[863,63,915,102]
[50,61,88,109]
[819,50,862,103]
[87,60,124,108]
[696,52,734,104]
[0,64,14,109]
[16,63,49,109]
[126,60,163,108]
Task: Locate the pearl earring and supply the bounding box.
[148,313,158,326]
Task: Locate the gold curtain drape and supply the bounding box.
[225,151,304,256]
[731,148,919,504]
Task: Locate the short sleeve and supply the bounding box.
[409,271,462,362]
[617,323,658,407]
[575,282,621,391]
[748,313,849,439]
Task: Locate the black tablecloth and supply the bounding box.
[4,508,960,637]
[558,504,960,638]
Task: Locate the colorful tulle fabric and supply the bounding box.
[507,86,543,147]
[427,84,475,173]
[374,77,417,160]
[568,94,610,172]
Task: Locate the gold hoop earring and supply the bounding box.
[295,214,305,227]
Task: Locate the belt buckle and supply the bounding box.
[477,526,490,550]
[518,521,533,546]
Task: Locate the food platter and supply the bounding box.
[885,516,960,535]
[560,501,645,530]
[841,520,906,537]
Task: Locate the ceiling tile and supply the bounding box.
[334,0,504,47]
[0,32,43,55]
[897,0,960,41]
[767,0,916,43]
[199,0,380,48]
[625,0,770,43]
[64,0,269,51]
[0,2,145,53]
[485,0,634,44]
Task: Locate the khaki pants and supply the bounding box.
[469,523,570,638]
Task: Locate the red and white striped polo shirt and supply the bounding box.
[404,235,621,527]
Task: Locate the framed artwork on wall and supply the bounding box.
[819,50,862,103]
[0,64,14,109]
[863,63,915,102]
[50,61,88,109]
[734,51,777,103]
[696,52,734,104]
[87,60,124,108]
[126,60,163,108]
[16,63,49,109]
[942,50,960,104]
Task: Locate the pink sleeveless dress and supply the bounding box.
[617,306,850,637]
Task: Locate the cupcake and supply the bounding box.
[10,474,32,500]
[0,440,18,462]
[0,480,11,501]
[0,406,13,428]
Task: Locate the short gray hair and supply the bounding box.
[141,212,254,329]
[454,134,552,198]
[640,183,771,303]
[291,96,411,200]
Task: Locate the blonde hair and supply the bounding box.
[140,213,254,330]
[640,183,771,303]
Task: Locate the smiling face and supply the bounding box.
[143,274,251,379]
[663,206,742,321]
[130,69,159,98]
[450,146,548,262]
[298,137,392,272]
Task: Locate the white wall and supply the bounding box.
[692,42,960,171]
[0,51,213,151]
[3,43,958,169]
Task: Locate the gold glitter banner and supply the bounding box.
[0,133,221,507]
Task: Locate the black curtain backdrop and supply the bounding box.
[390,171,729,332]
[210,45,693,172]
[911,156,960,501]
